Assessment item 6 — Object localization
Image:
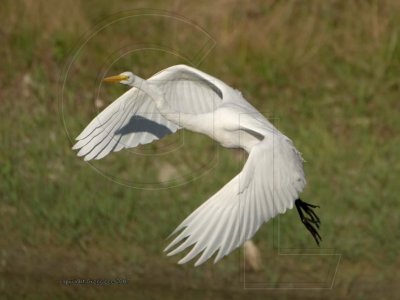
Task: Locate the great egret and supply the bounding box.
[73,64,321,266]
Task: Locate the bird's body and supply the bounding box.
[175,106,261,151]
[73,64,321,266]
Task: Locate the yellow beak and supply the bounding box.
[103,74,129,83]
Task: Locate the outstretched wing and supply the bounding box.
[72,86,180,161]
[73,65,226,161]
[164,134,306,266]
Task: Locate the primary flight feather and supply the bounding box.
[73,64,321,266]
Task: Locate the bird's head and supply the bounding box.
[103,71,135,85]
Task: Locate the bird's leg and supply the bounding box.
[295,199,322,246]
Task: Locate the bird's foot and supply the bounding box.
[295,199,322,246]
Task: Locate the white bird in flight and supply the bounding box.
[73,64,321,266]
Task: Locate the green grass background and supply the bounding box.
[1,0,399,299]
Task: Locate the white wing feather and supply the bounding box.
[73,86,180,161]
[164,134,306,266]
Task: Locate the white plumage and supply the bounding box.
[73,64,320,266]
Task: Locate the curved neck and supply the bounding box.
[130,76,202,131]
[130,77,198,130]
[133,77,174,114]
[130,76,167,110]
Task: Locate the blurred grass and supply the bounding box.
[1,0,400,299]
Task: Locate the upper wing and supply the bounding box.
[164,134,306,266]
[73,86,180,161]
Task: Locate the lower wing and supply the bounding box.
[164,134,306,266]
